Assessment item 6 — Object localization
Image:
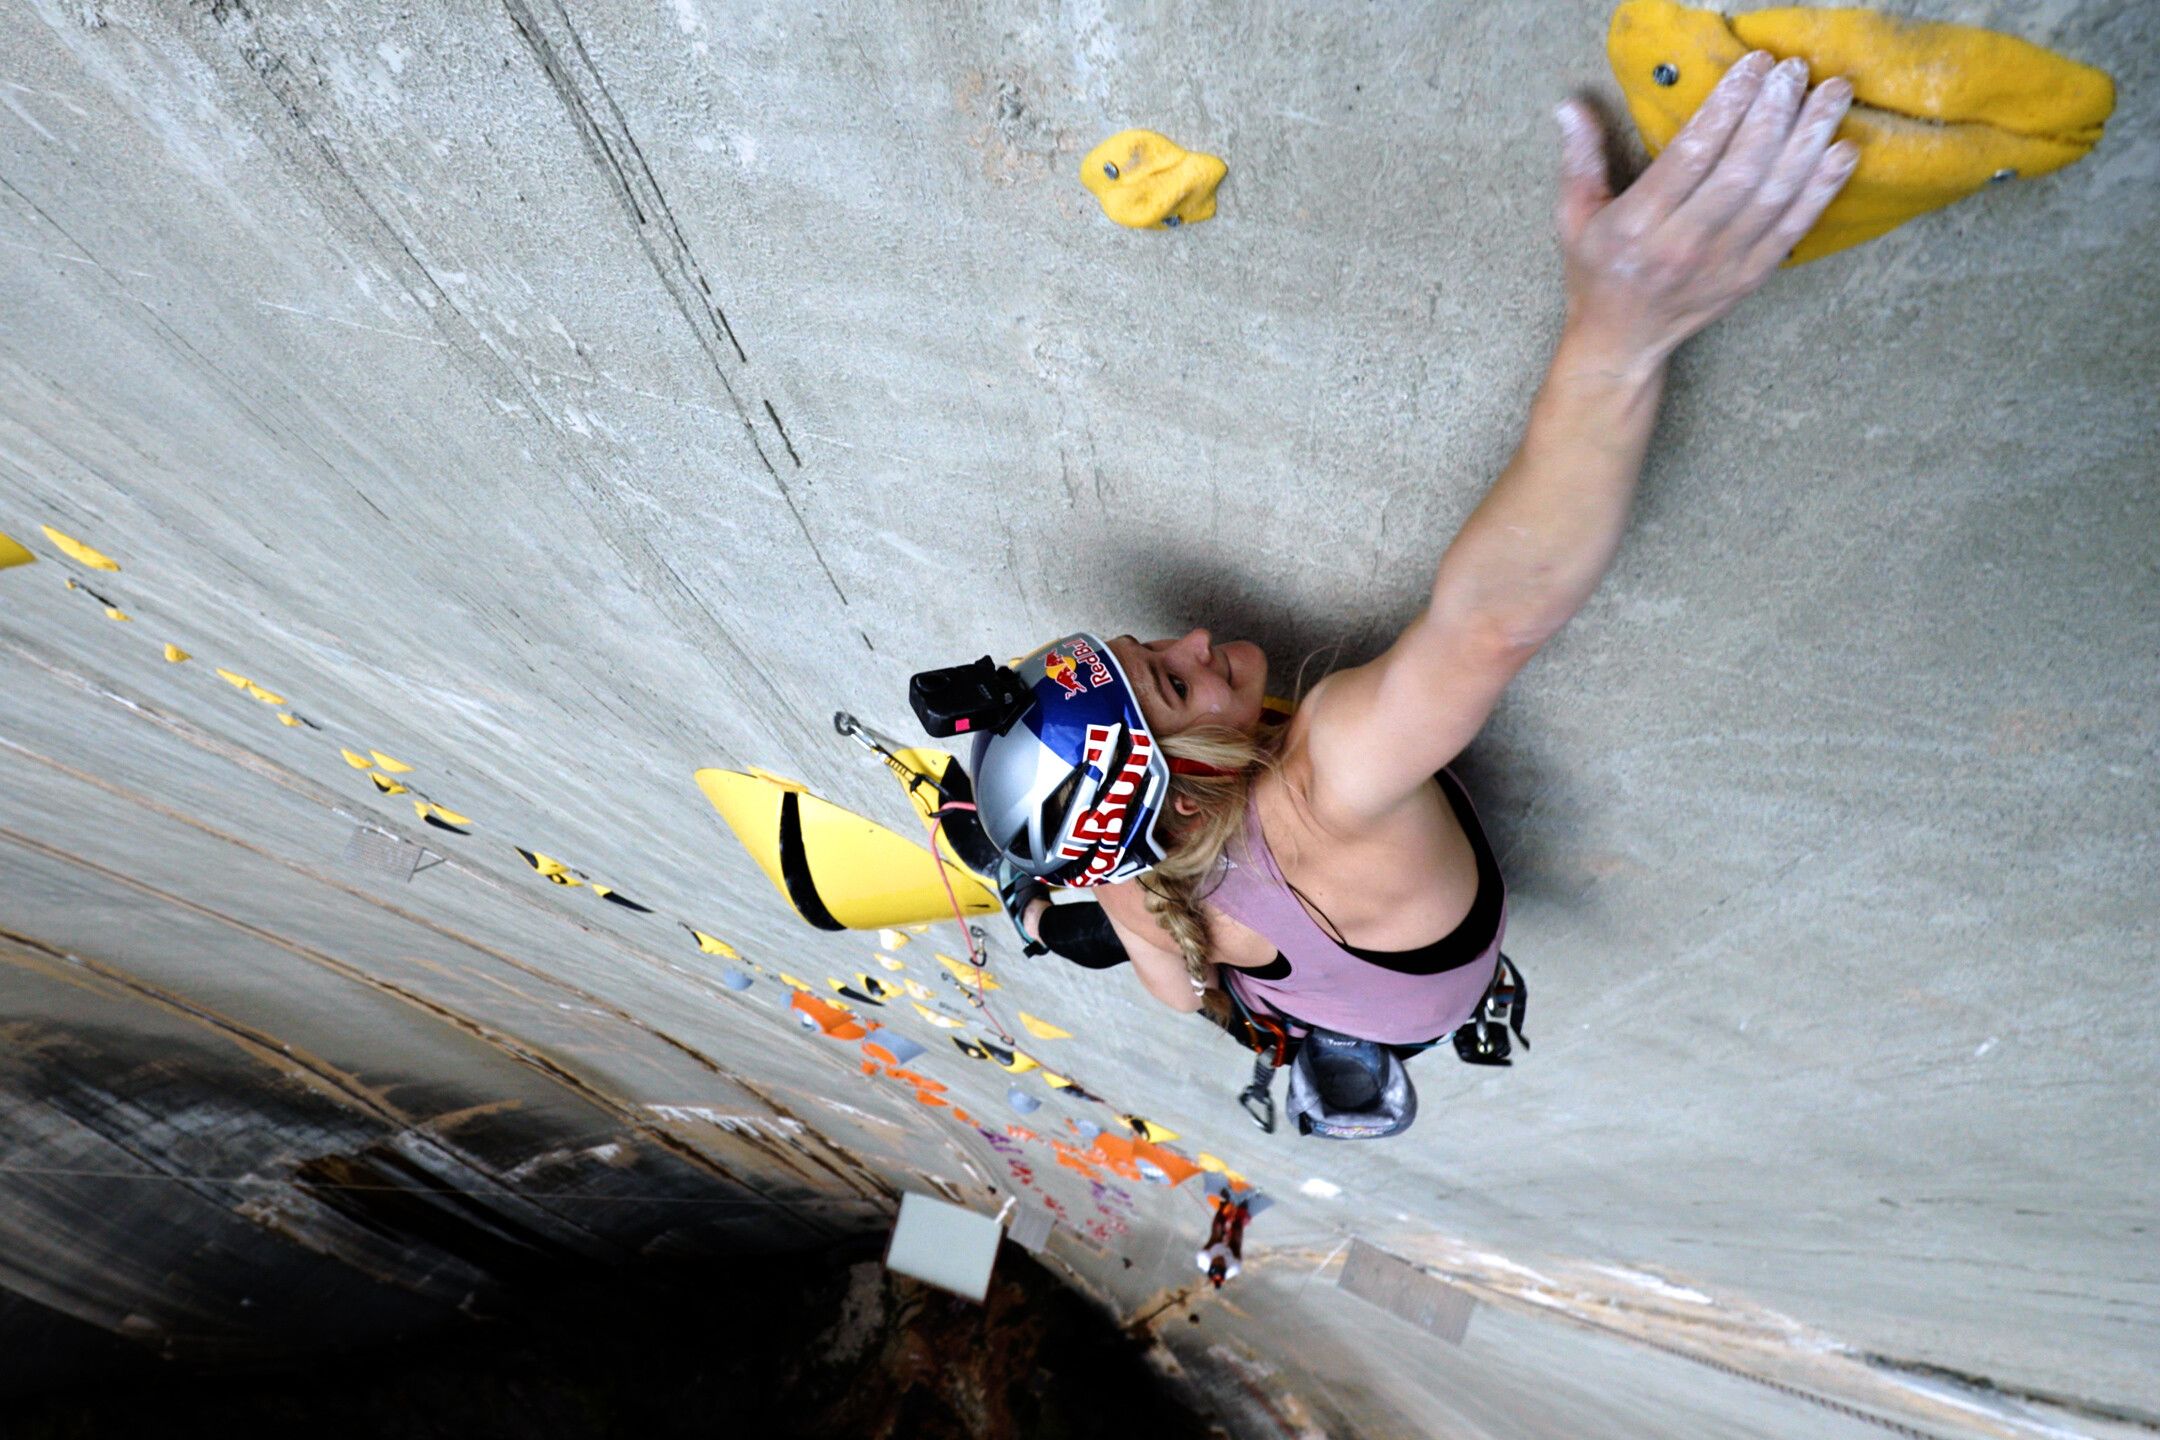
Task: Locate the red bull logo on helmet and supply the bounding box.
[1060,723,1156,886]
[1042,640,1114,700]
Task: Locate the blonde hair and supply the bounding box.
[1138,724,1284,990]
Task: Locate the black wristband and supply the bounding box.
[1036,903,1131,970]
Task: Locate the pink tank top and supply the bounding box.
[1211,770,1504,1045]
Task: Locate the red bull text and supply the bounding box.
[1061,724,1155,886]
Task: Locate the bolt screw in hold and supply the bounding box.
[1653,63,1678,86]
[1103,162,1119,179]
[1163,214,1182,227]
[1989,168,2016,184]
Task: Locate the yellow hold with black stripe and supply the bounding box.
[693,760,996,931]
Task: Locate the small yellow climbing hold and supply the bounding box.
[40,525,120,571]
[215,668,250,690]
[0,530,35,570]
[1018,1012,1072,1041]
[900,978,935,1002]
[877,928,911,952]
[687,929,741,960]
[873,954,907,972]
[244,681,286,705]
[934,953,1000,991]
[278,713,302,727]
[414,800,473,828]
[162,644,190,663]
[517,848,580,884]
[103,607,131,623]
[340,747,374,769]
[370,750,413,774]
[1080,129,1227,229]
[369,772,409,796]
[1608,1,2114,265]
[911,1002,967,1030]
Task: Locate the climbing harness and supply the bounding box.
[1452,954,1529,1066]
[1221,954,1530,1139]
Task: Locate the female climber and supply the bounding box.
[912,54,1858,1046]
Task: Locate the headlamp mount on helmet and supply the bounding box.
[909,656,1031,739]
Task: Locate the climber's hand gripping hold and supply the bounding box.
[1555,49,1857,376]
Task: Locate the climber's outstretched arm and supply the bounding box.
[1298,51,1858,831]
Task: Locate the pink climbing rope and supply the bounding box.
[926,802,1016,1045]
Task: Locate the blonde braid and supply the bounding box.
[1139,725,1280,990]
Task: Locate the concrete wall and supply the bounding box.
[2,1,2154,1433]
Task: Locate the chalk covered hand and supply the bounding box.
[1554,50,1858,370]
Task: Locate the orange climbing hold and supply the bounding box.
[790,989,869,1041]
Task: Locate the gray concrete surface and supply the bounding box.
[2,0,2155,1433]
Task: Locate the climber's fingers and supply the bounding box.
[1667,56,1820,243]
[1726,75,1858,262]
[1743,138,1860,275]
[1552,98,1613,250]
[1618,50,1776,232]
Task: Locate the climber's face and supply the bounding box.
[1107,630,1268,738]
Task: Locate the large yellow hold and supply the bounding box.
[1081,129,1226,229]
[1608,1,2113,264]
[694,768,996,931]
[0,530,35,571]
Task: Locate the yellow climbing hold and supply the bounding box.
[0,530,35,570]
[996,1048,1040,1076]
[370,751,413,774]
[911,1002,967,1030]
[1018,1012,1072,1041]
[934,953,1000,991]
[1080,129,1226,229]
[779,973,814,991]
[694,767,996,930]
[900,978,935,1002]
[162,644,191,664]
[278,713,302,728]
[746,766,808,791]
[40,525,119,571]
[878,928,910,951]
[244,682,285,705]
[1121,1115,1180,1143]
[517,848,580,885]
[1040,1070,1078,1090]
[340,748,374,769]
[873,954,907,972]
[688,929,741,960]
[1608,1,2114,265]
[215,669,250,690]
[414,800,473,828]
[103,607,131,623]
[369,772,409,796]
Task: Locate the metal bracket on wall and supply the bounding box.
[342,825,444,882]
